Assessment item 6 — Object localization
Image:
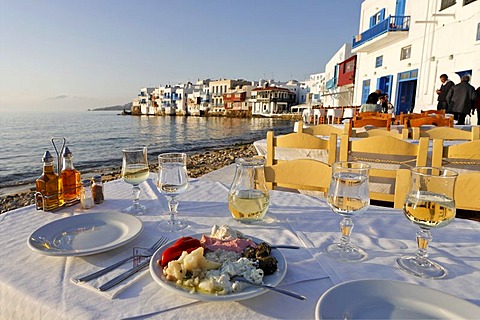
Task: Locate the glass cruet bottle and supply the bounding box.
[228,157,270,223]
[36,150,64,211]
[61,146,81,204]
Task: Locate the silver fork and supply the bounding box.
[75,236,169,282]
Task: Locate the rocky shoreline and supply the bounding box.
[0,143,256,214]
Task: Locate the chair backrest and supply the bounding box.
[421,109,446,116]
[407,115,453,128]
[353,127,409,139]
[302,123,345,136]
[412,126,480,140]
[431,139,480,211]
[339,135,429,208]
[351,118,391,131]
[265,131,336,192]
[356,112,390,120]
[397,113,425,126]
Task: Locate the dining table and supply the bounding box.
[1,173,479,319]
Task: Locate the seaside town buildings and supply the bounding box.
[132,0,479,124]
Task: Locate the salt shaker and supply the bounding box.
[80,179,94,209]
[92,175,104,204]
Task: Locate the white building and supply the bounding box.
[323,43,355,107]
[304,72,326,105]
[138,87,156,115]
[187,79,211,116]
[352,0,480,123]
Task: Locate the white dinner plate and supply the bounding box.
[149,233,287,301]
[315,279,480,319]
[27,212,143,256]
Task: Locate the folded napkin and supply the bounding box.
[71,255,151,299]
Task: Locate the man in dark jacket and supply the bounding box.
[436,74,454,111]
[447,75,477,125]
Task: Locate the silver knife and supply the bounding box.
[98,259,150,291]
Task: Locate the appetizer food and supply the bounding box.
[158,225,278,295]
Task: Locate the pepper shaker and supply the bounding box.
[92,175,104,204]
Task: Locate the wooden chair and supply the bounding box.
[412,126,480,140]
[340,135,429,208]
[421,109,446,116]
[431,139,480,211]
[297,121,346,136]
[326,108,344,124]
[397,113,425,126]
[350,118,391,132]
[356,112,391,120]
[265,131,336,192]
[353,127,409,139]
[407,115,453,128]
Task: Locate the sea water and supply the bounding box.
[0,111,293,188]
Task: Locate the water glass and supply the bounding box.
[397,166,457,279]
[326,161,370,261]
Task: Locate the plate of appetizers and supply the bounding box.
[315,279,480,319]
[149,225,287,301]
[27,212,143,256]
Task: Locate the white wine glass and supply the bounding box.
[157,153,189,232]
[397,166,457,279]
[326,161,370,262]
[121,147,150,215]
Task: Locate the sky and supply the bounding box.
[0,0,362,112]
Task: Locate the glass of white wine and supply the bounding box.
[397,166,457,279]
[326,161,370,262]
[157,153,189,232]
[121,147,149,215]
[228,157,269,223]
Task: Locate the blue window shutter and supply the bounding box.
[370,15,375,27]
[380,8,385,21]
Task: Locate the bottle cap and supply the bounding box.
[42,150,54,162]
[63,146,73,158]
[82,179,92,187]
[93,175,102,182]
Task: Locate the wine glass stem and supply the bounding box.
[415,228,432,266]
[168,196,179,224]
[339,217,354,247]
[131,185,141,207]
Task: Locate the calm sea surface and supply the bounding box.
[0,111,294,188]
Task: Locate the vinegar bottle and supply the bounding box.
[61,146,81,204]
[36,150,64,211]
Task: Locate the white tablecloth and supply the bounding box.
[1,176,479,319]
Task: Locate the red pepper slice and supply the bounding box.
[160,237,201,266]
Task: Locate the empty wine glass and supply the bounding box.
[326,161,370,262]
[121,147,150,214]
[397,167,457,279]
[157,153,189,231]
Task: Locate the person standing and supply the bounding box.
[436,74,454,111]
[446,75,477,125]
[473,87,480,125]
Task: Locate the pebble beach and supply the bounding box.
[0,143,256,214]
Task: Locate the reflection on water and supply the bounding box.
[0,112,294,187]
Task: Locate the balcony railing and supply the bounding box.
[353,15,410,48]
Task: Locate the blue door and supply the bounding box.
[396,80,417,114]
[377,75,393,97]
[361,80,371,104]
[396,0,406,16]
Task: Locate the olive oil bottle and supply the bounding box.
[36,150,64,210]
[61,147,81,204]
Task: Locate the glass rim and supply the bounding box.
[332,161,371,170]
[122,146,147,153]
[410,166,458,177]
[235,157,265,166]
[158,152,187,158]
